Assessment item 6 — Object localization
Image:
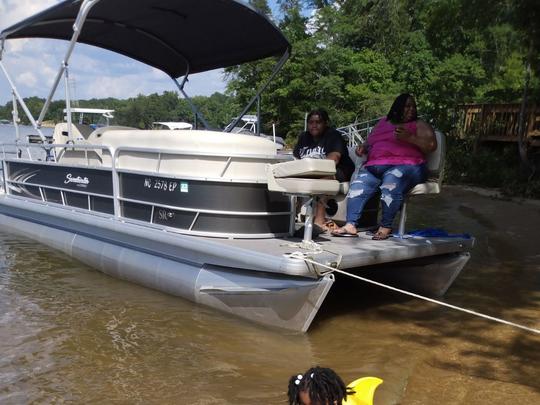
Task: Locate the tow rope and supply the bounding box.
[287,252,540,335]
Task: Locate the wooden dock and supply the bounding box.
[454,103,540,146]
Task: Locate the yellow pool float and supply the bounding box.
[342,377,383,405]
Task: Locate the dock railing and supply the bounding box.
[453,103,540,146]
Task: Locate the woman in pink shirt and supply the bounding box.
[332,94,437,239]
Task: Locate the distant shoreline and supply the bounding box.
[0,120,55,128]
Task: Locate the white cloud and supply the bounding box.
[16,71,37,88]
[0,0,58,30]
[183,69,227,97]
[0,0,227,104]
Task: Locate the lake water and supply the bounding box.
[0,124,54,139]
[0,124,539,404]
[0,124,54,161]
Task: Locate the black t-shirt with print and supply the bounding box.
[293,128,355,182]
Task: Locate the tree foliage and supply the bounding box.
[2,0,538,147]
[225,0,539,141]
[0,92,237,130]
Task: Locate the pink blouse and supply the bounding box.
[365,118,425,166]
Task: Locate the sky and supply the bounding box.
[0,0,282,105]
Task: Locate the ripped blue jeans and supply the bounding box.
[346,164,427,228]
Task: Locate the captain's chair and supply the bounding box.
[397,130,446,236]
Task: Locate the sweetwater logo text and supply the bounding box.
[64,173,90,187]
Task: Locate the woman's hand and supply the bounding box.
[395,121,437,154]
[394,125,414,142]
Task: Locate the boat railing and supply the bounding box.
[2,141,104,164]
[114,146,286,166]
[2,142,287,166]
[336,117,380,147]
[0,163,4,193]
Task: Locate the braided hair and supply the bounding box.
[386,93,417,124]
[287,366,354,405]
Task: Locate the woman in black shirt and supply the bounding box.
[293,109,355,231]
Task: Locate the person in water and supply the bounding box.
[287,366,353,405]
[332,93,437,240]
[293,109,355,232]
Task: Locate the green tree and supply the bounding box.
[248,0,272,16]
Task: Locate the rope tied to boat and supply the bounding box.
[282,239,324,254]
[282,241,343,277]
[286,252,540,335]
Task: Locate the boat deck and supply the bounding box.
[206,230,473,276]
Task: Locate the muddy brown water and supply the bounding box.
[0,187,539,404]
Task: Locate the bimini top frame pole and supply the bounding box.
[172,47,289,134]
[38,0,101,139]
[0,0,101,142]
[0,37,46,141]
[224,49,290,134]
[0,61,46,142]
[0,0,291,135]
[173,75,211,131]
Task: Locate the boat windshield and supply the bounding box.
[63,108,115,128]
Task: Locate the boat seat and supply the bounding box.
[266,158,339,195]
[269,177,340,195]
[52,122,94,143]
[338,181,350,195]
[397,130,446,236]
[271,158,336,178]
[267,159,340,243]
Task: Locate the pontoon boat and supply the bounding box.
[0,0,473,332]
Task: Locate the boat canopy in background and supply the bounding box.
[0,0,290,77]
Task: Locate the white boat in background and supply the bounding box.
[225,114,260,134]
[65,107,115,128]
[0,0,473,332]
[152,122,193,130]
[225,114,285,149]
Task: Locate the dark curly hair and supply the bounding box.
[386,93,417,124]
[287,366,354,405]
[307,108,330,124]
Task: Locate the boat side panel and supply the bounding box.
[0,198,311,277]
[4,161,292,236]
[8,161,113,195]
[121,172,290,212]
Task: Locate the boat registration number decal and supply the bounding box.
[180,182,188,193]
[143,177,180,192]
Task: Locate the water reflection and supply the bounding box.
[0,187,539,404]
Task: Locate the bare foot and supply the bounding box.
[331,223,358,236]
[372,227,392,240]
[314,219,339,232]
